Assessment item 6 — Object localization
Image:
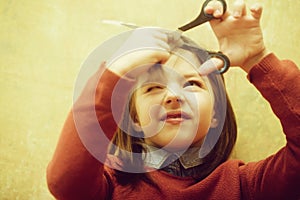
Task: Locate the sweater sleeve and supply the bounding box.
[46,63,135,199]
[240,53,300,200]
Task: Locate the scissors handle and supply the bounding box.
[178,0,227,32]
[208,51,230,74]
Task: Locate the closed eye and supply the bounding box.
[145,85,164,93]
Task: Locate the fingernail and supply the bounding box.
[198,65,209,75]
[233,11,241,17]
[198,58,221,75]
[214,9,222,17]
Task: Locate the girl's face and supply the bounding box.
[134,50,215,151]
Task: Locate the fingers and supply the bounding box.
[250,3,263,20]
[232,0,247,18]
[205,0,225,18]
[156,50,171,63]
[198,58,224,75]
[153,29,168,41]
[153,30,170,51]
[231,0,263,20]
[135,28,173,62]
[208,0,263,25]
[205,0,263,21]
[125,28,170,52]
[108,28,171,77]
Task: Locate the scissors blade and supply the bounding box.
[178,13,213,31]
[102,19,139,29]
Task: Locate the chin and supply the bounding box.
[159,139,199,152]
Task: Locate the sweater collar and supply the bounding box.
[143,145,203,169]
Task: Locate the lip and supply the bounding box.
[160,111,191,124]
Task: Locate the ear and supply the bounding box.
[210,110,218,128]
[210,117,218,128]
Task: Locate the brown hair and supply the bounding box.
[108,36,237,187]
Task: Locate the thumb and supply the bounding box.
[198,58,224,75]
[157,50,171,63]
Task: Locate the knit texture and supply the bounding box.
[47,54,300,200]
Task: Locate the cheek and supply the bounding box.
[135,94,164,125]
[188,91,213,113]
[137,106,154,126]
[135,98,166,137]
[199,96,213,115]
[192,92,214,126]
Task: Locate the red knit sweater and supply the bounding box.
[47,54,300,200]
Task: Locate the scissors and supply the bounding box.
[177,0,230,74]
[178,0,227,31]
[102,0,230,74]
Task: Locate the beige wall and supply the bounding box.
[0,0,299,199]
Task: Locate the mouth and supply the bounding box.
[160,111,191,124]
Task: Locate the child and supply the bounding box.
[47,0,300,199]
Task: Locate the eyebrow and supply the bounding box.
[183,73,207,86]
[136,70,167,88]
[183,73,203,79]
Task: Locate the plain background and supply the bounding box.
[0,0,299,199]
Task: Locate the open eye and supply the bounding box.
[183,80,203,88]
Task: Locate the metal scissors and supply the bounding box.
[102,0,230,74]
[177,0,230,74]
[178,0,227,31]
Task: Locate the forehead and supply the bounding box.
[135,50,206,87]
[164,49,201,75]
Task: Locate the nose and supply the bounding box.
[164,89,183,108]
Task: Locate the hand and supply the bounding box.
[201,0,269,74]
[108,28,170,78]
